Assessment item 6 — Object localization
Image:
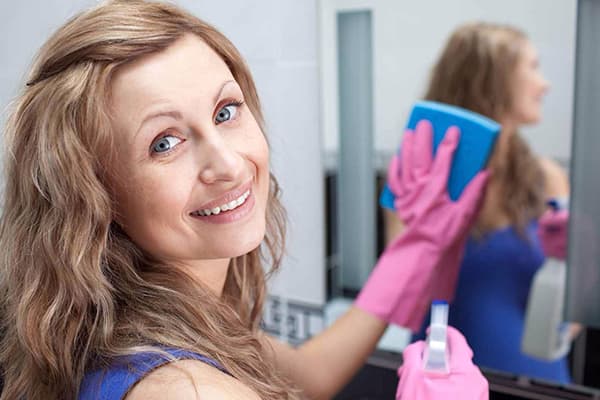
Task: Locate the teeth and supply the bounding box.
[193,190,250,217]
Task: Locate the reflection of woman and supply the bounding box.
[0,2,488,399]
[387,22,574,383]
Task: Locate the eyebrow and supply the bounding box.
[135,79,238,136]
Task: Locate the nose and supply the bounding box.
[197,134,244,185]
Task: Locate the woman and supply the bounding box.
[0,2,488,399]
[386,22,573,383]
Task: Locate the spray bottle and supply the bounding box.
[521,198,571,360]
[423,300,450,374]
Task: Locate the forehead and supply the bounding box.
[110,33,234,114]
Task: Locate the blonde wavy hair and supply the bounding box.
[425,22,545,233]
[0,1,299,399]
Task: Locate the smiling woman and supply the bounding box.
[109,34,270,267]
[0,2,290,398]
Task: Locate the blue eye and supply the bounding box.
[151,135,182,154]
[215,103,239,124]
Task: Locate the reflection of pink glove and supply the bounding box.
[388,120,481,303]
[429,241,465,302]
[355,121,488,331]
[396,326,489,400]
[538,208,569,260]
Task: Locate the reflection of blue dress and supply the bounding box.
[414,221,571,384]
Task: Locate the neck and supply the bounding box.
[489,118,518,172]
[180,258,231,296]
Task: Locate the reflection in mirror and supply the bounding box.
[402,20,574,385]
[318,0,596,391]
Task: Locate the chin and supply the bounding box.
[519,111,541,125]
[217,233,266,259]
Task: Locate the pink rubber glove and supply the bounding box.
[355,121,489,331]
[538,208,569,260]
[428,241,465,302]
[388,120,480,303]
[396,326,489,399]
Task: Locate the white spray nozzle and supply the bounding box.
[423,300,450,374]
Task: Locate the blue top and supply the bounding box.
[414,221,571,384]
[79,348,228,400]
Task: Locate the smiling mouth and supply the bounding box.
[190,190,250,217]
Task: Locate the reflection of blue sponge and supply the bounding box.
[381,101,500,208]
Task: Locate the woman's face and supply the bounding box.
[109,34,270,265]
[509,40,550,125]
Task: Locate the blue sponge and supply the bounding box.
[381,101,500,208]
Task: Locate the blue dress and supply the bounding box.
[414,221,571,384]
[79,348,228,400]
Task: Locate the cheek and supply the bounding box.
[116,169,190,232]
[238,123,270,185]
[255,137,270,193]
[257,139,270,176]
[512,79,536,109]
[241,132,270,212]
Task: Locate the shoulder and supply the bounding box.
[124,359,260,400]
[537,156,569,198]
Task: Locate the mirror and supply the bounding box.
[318,0,598,390]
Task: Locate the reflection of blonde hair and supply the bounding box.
[425,22,545,233]
[0,1,297,399]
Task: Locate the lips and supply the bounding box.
[188,180,254,219]
[190,189,250,216]
[189,187,255,225]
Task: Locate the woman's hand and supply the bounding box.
[396,326,489,400]
[387,120,487,246]
[538,207,569,260]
